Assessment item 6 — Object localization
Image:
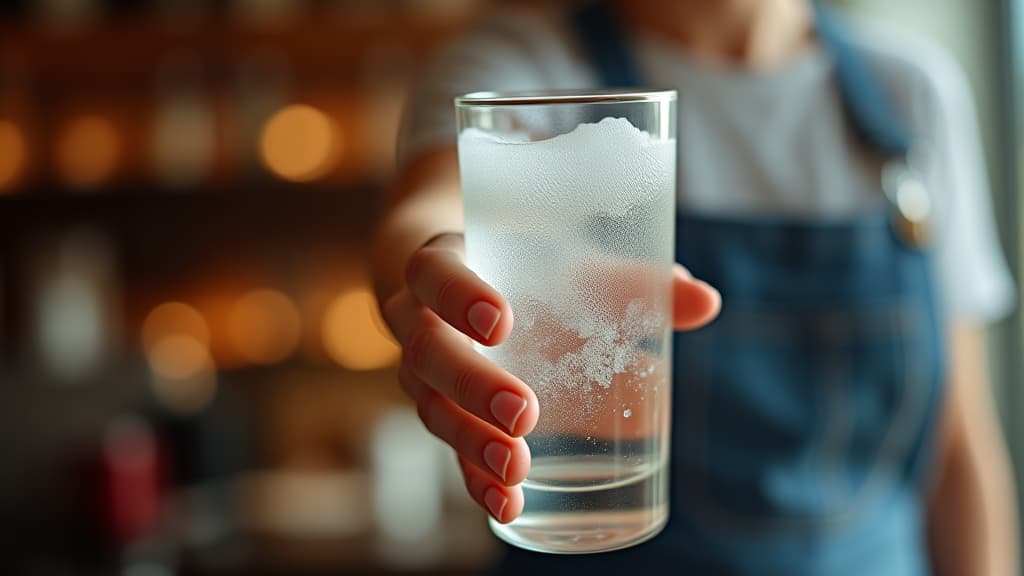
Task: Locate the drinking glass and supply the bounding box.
[456,89,677,554]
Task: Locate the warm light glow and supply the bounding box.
[151,369,217,416]
[147,333,209,380]
[259,104,339,182]
[0,120,26,191]
[142,301,210,351]
[146,333,217,415]
[323,289,400,371]
[228,289,302,364]
[56,114,120,188]
[151,96,214,188]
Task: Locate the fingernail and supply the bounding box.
[699,280,722,302]
[483,442,512,482]
[484,487,508,522]
[490,391,527,434]
[467,301,501,339]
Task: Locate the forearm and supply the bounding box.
[927,325,1019,576]
[372,147,462,304]
[928,426,1018,575]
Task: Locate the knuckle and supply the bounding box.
[405,249,431,287]
[380,293,403,334]
[456,456,487,501]
[434,273,461,315]
[459,462,479,496]
[452,365,479,408]
[406,326,435,376]
[451,417,476,457]
[397,367,418,401]
[416,393,437,434]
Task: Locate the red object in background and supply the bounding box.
[98,416,163,543]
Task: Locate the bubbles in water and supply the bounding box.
[460,116,674,420]
[460,116,674,553]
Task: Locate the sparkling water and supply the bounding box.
[460,117,676,553]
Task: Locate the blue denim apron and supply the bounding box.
[495,2,946,574]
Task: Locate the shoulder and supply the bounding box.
[841,21,1015,321]
[420,3,590,91]
[398,4,586,167]
[844,20,966,88]
[841,20,976,140]
[469,3,567,36]
[441,4,577,65]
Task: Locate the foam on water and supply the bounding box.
[460,117,673,219]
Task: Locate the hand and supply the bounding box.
[381,233,721,524]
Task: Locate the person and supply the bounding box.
[372,0,1019,573]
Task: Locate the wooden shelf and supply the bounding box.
[0,182,381,240]
[0,184,381,290]
[0,9,472,90]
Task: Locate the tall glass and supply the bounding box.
[456,90,677,554]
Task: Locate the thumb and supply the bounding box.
[672,264,721,330]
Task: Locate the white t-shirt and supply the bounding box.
[399,6,1015,321]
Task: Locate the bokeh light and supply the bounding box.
[0,120,27,192]
[142,301,217,414]
[228,289,302,364]
[322,289,400,371]
[141,301,210,351]
[147,333,209,381]
[146,333,217,414]
[102,415,160,541]
[151,96,215,188]
[151,368,217,416]
[259,104,339,182]
[55,114,121,188]
[37,265,107,380]
[34,228,117,382]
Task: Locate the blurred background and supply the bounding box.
[0,0,1021,575]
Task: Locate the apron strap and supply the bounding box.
[571,0,641,88]
[570,0,912,158]
[814,4,911,157]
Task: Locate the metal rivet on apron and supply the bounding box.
[882,159,931,248]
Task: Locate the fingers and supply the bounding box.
[459,456,525,523]
[390,300,539,437]
[386,285,536,488]
[410,320,538,437]
[405,234,513,346]
[407,377,531,486]
[381,288,428,345]
[672,264,721,330]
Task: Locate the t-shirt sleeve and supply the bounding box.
[863,26,1017,322]
[910,46,1016,322]
[397,8,571,169]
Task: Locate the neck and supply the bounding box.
[616,0,813,69]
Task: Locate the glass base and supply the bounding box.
[489,507,668,555]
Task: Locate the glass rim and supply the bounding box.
[455,88,677,107]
